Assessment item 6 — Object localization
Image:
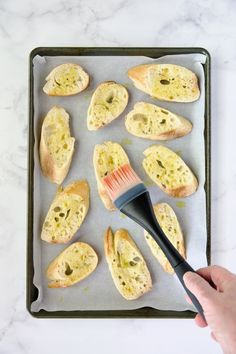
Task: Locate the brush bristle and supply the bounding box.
[102,164,143,201]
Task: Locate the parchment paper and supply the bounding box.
[31,53,207,312]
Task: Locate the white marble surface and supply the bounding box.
[0,0,235,353]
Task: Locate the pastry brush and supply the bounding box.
[102,163,205,320]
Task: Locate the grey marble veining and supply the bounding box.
[0,0,234,353]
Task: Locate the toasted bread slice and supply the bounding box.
[39,106,75,184]
[41,180,89,244]
[128,64,200,102]
[104,227,152,300]
[46,242,98,288]
[144,203,186,274]
[43,63,89,96]
[125,102,192,140]
[93,141,130,210]
[87,81,128,130]
[142,145,198,197]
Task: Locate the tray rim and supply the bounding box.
[27,46,211,319]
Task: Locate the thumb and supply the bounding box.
[184,271,216,307]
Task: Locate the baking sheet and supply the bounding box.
[31,53,207,312]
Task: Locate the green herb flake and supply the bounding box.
[121,138,132,145]
[144,180,155,187]
[176,150,182,156]
[176,201,186,208]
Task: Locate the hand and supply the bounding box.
[184,266,236,354]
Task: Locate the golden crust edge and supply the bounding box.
[39,107,75,184]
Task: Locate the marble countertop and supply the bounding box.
[0,0,235,353]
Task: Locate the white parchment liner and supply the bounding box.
[31,53,207,312]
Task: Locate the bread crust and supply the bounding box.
[104,227,152,300]
[63,180,90,213]
[127,65,150,94]
[41,180,90,244]
[97,181,116,211]
[39,106,75,184]
[46,241,98,288]
[142,145,198,198]
[169,182,198,198]
[144,203,186,274]
[87,81,129,131]
[128,64,200,102]
[43,63,89,96]
[125,102,192,140]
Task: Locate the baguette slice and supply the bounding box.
[43,63,89,96]
[128,64,200,102]
[87,81,128,130]
[125,102,192,140]
[41,180,89,244]
[144,203,186,274]
[46,242,98,288]
[142,145,198,197]
[39,106,75,184]
[104,228,152,300]
[93,141,129,210]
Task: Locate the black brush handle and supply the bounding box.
[120,191,205,320]
[174,261,205,320]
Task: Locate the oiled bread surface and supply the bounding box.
[104,228,152,300]
[41,180,89,244]
[93,141,129,210]
[142,145,198,197]
[43,63,89,96]
[128,64,200,102]
[39,106,75,184]
[125,102,192,140]
[46,241,98,288]
[87,81,128,130]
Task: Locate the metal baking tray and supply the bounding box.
[27,47,211,318]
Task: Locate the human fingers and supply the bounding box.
[184,294,207,327]
[183,271,217,307]
[211,332,218,342]
[194,313,207,328]
[197,266,235,291]
[185,294,192,305]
